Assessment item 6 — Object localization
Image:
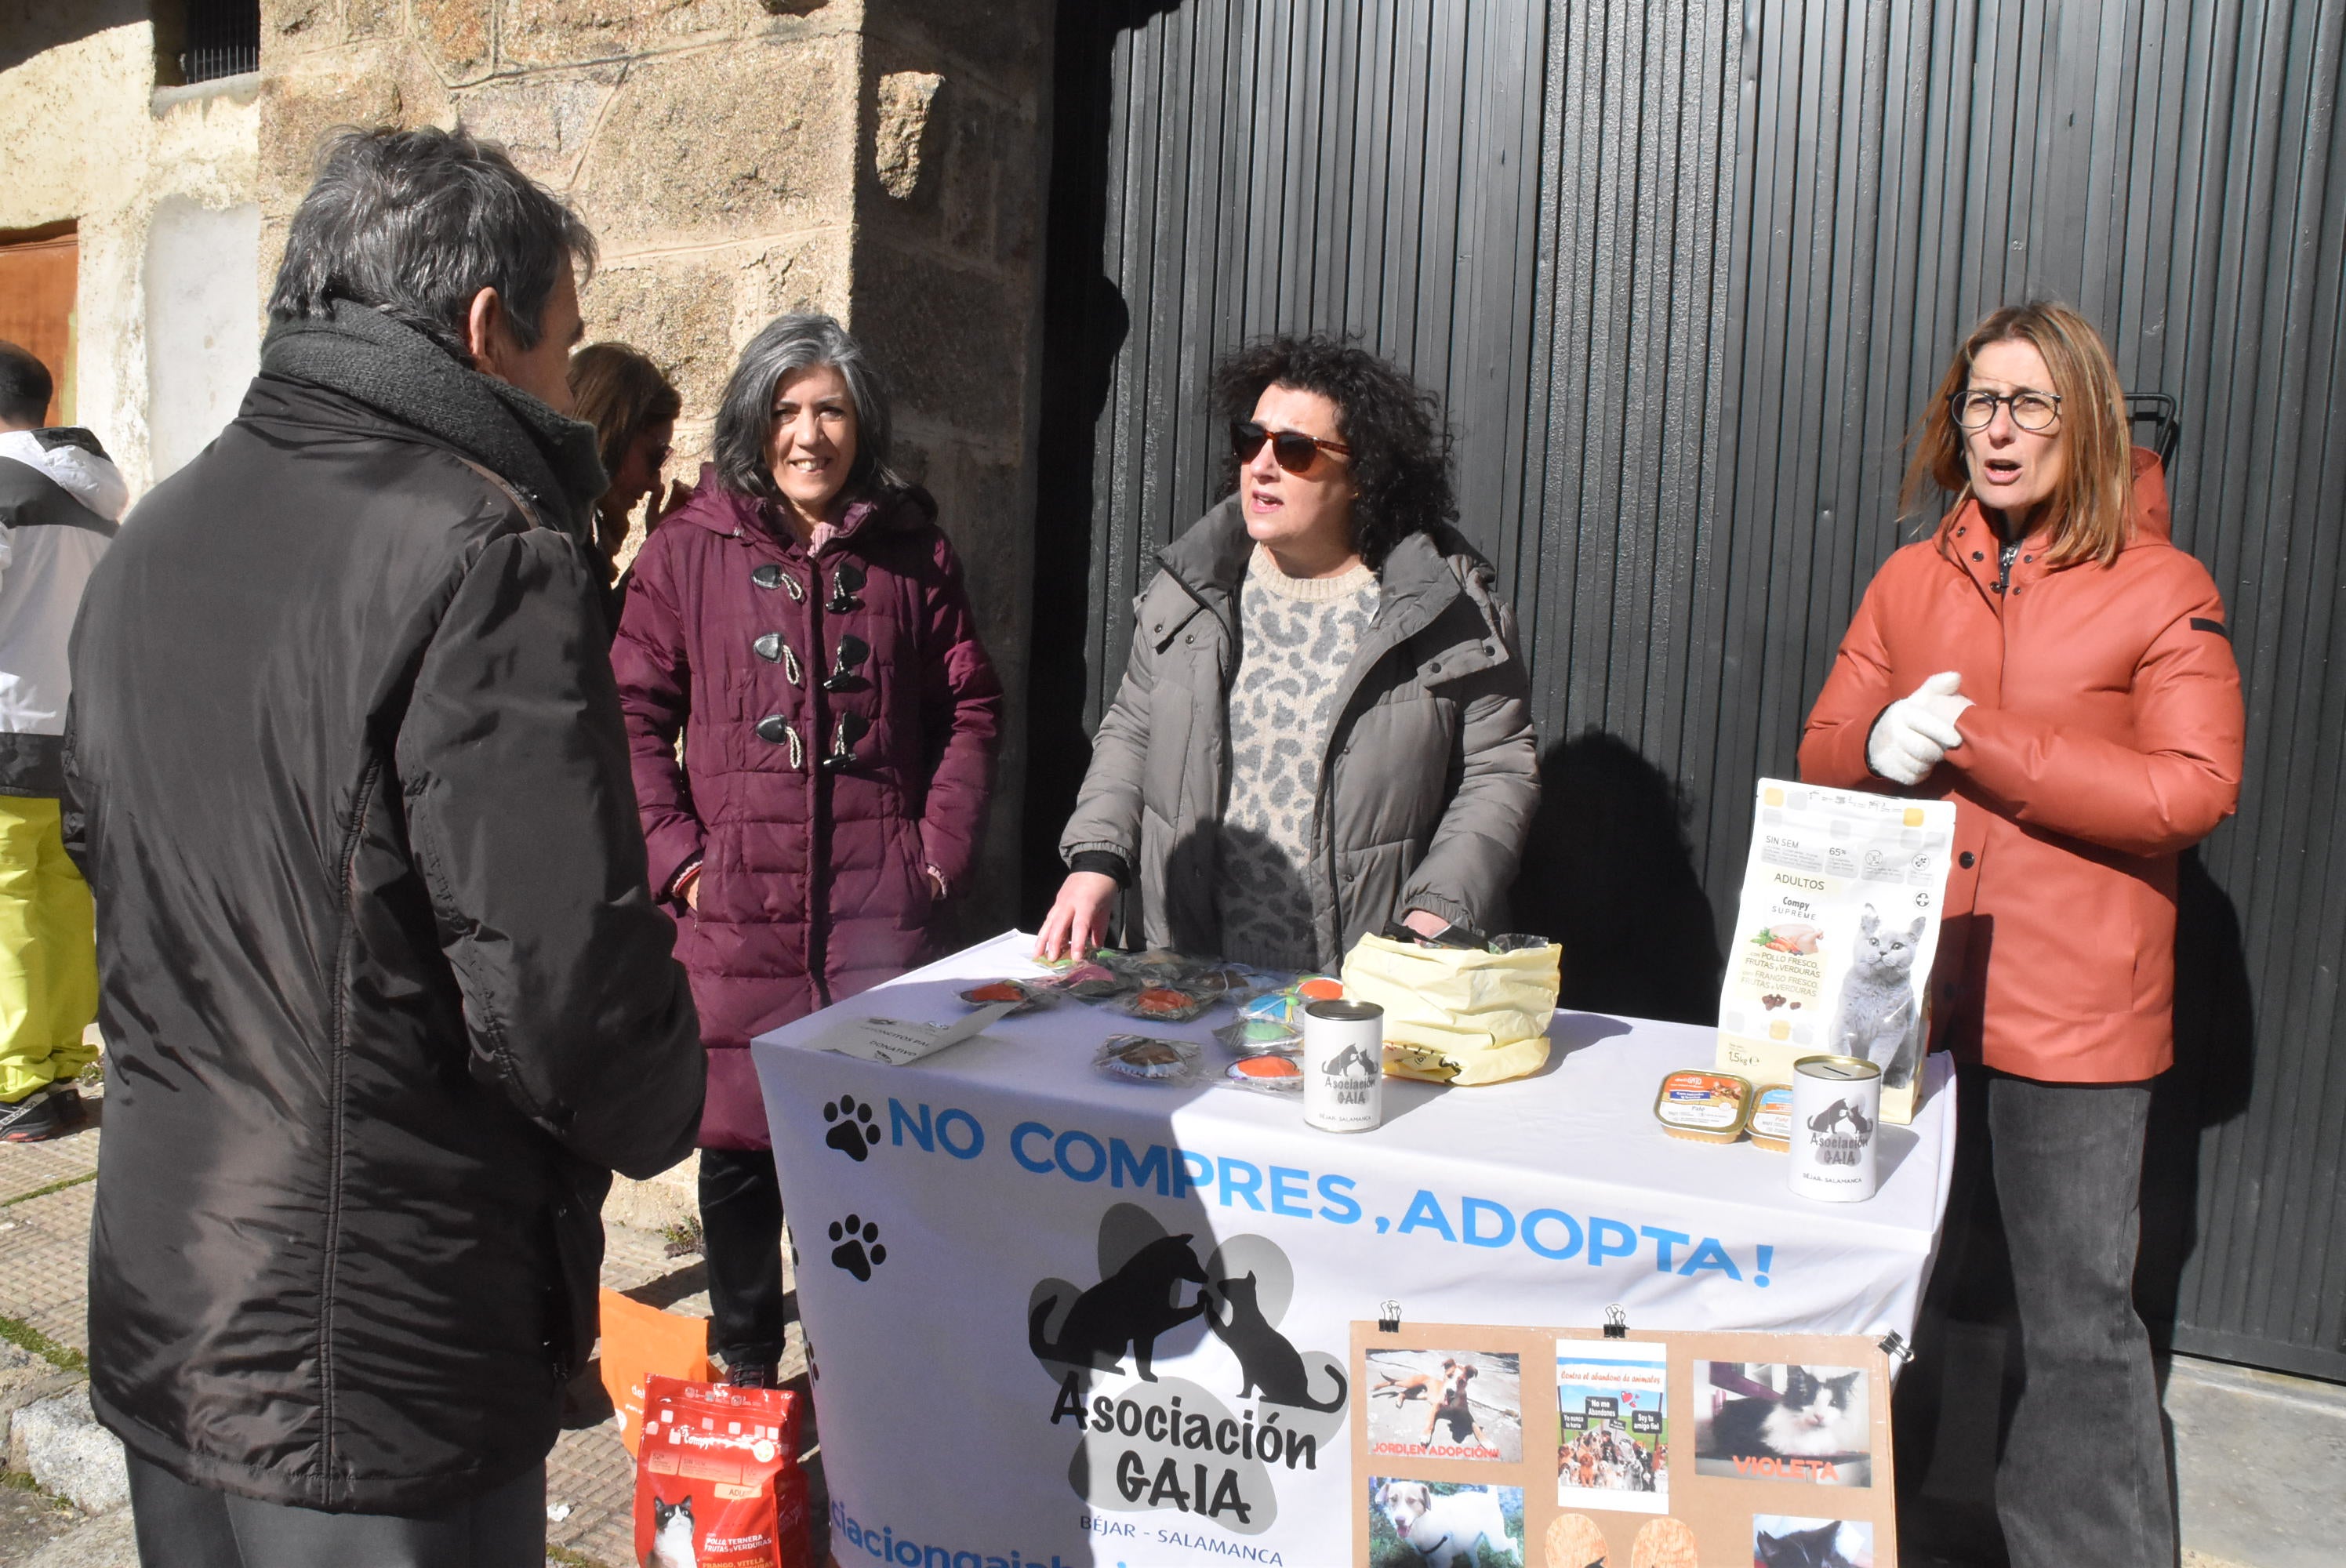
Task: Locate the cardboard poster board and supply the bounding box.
[1352,1320,1896,1567]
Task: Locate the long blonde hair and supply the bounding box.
[1902,302,2134,568]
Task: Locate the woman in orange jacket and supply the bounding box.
[1802,302,2243,1567]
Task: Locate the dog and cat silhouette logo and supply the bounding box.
[1804,1099,1874,1167]
[1028,1203,1349,1530]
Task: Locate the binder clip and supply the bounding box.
[1876,1330,1914,1367]
[1603,1304,1629,1340]
[1377,1300,1404,1334]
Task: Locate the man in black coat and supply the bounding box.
[65,128,704,1566]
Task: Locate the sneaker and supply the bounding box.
[722,1359,779,1389]
[0,1085,85,1142]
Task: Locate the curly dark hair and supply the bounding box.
[1211,335,1456,569]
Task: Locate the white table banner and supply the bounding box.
[754,933,1955,1566]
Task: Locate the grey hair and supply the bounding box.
[267,126,596,364]
[714,313,899,502]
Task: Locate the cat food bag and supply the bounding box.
[1714,779,1957,1123]
[634,1377,808,1568]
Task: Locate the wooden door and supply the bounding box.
[0,223,78,426]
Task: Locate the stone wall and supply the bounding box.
[0,9,260,495]
[851,1,1051,935]
[256,0,1051,931]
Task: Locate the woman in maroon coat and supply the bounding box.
[613,313,1000,1383]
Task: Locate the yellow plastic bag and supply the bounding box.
[1340,933,1561,1085]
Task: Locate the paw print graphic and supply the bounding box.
[828,1215,887,1281]
[822,1095,881,1161]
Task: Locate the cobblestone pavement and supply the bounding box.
[0,1073,825,1568]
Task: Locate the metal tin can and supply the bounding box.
[1789,1054,1882,1201]
[1652,1069,1753,1144]
[1747,1084,1795,1152]
[1302,1000,1385,1132]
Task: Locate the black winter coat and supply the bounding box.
[65,371,704,1512]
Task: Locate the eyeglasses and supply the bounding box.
[1951,388,2061,434]
[1230,419,1352,475]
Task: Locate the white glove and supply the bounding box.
[1868,672,1973,786]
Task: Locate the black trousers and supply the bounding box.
[1985,1071,2175,1568]
[127,1454,544,1568]
[699,1145,788,1369]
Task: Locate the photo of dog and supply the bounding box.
[1367,1479,1527,1568]
[1366,1348,1523,1462]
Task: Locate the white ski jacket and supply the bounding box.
[0,427,126,797]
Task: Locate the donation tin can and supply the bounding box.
[1302,1000,1385,1133]
[1789,1054,1882,1201]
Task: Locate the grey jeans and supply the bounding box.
[127,1454,546,1568]
[1988,1071,2177,1568]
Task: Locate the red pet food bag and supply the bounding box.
[633,1376,808,1568]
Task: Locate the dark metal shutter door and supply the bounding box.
[1034,0,2346,1381]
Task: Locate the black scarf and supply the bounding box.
[260,299,607,541]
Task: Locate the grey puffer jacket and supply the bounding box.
[1060,499,1540,967]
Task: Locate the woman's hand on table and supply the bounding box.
[1036,871,1117,960]
[1400,908,1451,939]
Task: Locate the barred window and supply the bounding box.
[162,0,260,86]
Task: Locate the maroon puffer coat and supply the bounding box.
[613,472,1000,1147]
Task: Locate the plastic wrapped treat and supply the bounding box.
[1094,1035,1202,1086]
[1213,1014,1303,1057]
[1220,1055,1304,1095]
[1037,959,1128,1000]
[1109,985,1217,1024]
[957,978,1052,1014]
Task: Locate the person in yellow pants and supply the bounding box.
[2,346,123,1142]
[0,796,96,1138]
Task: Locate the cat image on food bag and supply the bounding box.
[645,1494,695,1568]
[1830,906,1924,1087]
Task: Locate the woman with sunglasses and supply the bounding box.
[612,313,1002,1388]
[1802,303,2242,1567]
[1038,335,1538,970]
[567,341,688,613]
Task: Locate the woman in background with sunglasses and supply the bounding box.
[1038,335,1538,970]
[612,314,1002,1388]
[1802,302,2242,1567]
[567,341,688,624]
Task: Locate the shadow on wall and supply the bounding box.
[1509,730,1723,1025]
[2138,847,2257,1351]
[0,0,146,77]
[1019,0,1183,927]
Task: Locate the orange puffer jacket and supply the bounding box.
[1800,449,2244,1083]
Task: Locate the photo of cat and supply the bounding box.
[1694,1363,1871,1486]
[643,1491,696,1568]
[1750,1515,1872,1568]
[1828,906,1926,1090]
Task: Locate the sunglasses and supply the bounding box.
[1230,419,1352,475]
